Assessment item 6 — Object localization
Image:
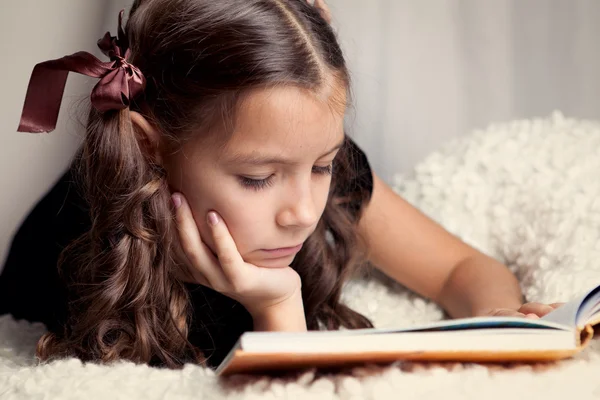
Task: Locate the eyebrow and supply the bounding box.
[228,137,346,166]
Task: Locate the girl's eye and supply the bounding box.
[238,163,333,191]
[239,175,274,191]
[312,163,333,175]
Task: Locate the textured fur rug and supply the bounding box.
[3,111,600,399]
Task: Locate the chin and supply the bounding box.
[249,256,296,269]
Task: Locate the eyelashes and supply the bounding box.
[312,164,334,175]
[239,164,334,191]
[238,176,274,190]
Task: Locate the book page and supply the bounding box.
[237,317,570,345]
[541,285,600,328]
[576,285,600,325]
[377,317,568,333]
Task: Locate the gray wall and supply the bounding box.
[330,0,600,181]
[0,0,110,269]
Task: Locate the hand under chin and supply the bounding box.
[246,256,296,269]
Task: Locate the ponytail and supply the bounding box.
[37,108,203,367]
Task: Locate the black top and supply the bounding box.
[0,136,373,368]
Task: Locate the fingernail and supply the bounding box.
[207,211,219,226]
[171,193,182,209]
[526,313,539,319]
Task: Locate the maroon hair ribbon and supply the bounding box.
[17,10,146,133]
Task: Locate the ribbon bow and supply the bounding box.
[17,10,146,133]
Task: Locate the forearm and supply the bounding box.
[250,291,308,332]
[437,254,524,318]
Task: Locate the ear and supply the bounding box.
[130,110,163,164]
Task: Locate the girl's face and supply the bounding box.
[165,85,346,269]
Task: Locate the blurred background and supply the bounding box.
[1,0,600,268]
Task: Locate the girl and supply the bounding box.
[1,0,560,369]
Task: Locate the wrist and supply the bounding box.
[439,255,523,318]
[469,290,524,317]
[250,289,307,332]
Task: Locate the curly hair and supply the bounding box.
[37,0,373,368]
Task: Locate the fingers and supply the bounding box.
[307,0,332,23]
[171,193,303,313]
[180,266,210,287]
[172,193,227,287]
[485,302,564,320]
[518,302,556,317]
[314,0,332,22]
[487,308,529,318]
[491,309,540,319]
[205,211,246,280]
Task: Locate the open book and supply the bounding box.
[216,284,600,376]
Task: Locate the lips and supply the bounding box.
[260,243,303,259]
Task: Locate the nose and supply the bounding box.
[276,184,320,229]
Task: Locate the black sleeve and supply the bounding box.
[185,283,253,368]
[332,136,374,221]
[0,167,90,333]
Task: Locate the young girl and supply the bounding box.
[1,0,561,369]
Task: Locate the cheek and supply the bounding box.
[187,185,273,255]
[316,180,331,215]
[212,195,269,253]
[165,154,268,254]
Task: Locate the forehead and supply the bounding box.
[222,84,347,159]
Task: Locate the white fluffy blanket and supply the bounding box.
[3,111,600,399]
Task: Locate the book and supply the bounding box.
[215,284,600,376]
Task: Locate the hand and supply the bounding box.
[482,302,565,319]
[172,192,303,319]
[517,302,564,318]
[307,0,332,23]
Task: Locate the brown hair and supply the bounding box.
[37,0,373,368]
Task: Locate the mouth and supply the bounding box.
[259,243,303,259]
